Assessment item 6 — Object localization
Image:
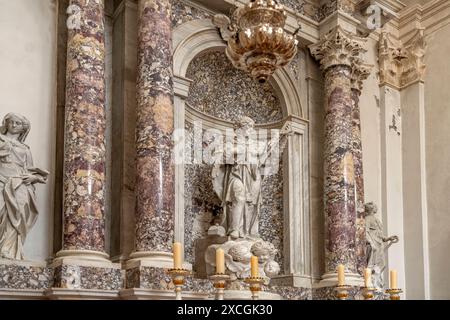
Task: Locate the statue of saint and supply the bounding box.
[0,113,48,260]
[364,202,399,288]
[211,116,291,239]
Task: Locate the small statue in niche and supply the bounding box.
[210,116,292,240]
[0,113,49,260]
[364,202,399,288]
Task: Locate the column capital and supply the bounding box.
[351,61,372,92]
[379,29,427,89]
[309,26,367,72]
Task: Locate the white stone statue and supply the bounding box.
[211,116,291,239]
[364,202,399,288]
[0,113,48,260]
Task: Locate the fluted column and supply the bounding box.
[351,65,371,275]
[310,26,367,285]
[59,0,108,260]
[130,0,175,263]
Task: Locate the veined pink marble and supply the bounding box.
[63,0,106,252]
[135,0,175,252]
[351,88,366,275]
[323,66,357,274]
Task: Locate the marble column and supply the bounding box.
[351,65,371,275]
[310,26,367,285]
[59,0,108,260]
[130,0,175,262]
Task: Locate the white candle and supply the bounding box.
[173,242,182,269]
[216,248,225,274]
[251,256,259,278]
[390,270,398,289]
[364,268,372,288]
[337,264,345,286]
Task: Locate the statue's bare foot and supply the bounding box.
[229,230,239,239]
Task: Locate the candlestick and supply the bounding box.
[216,248,225,274]
[168,268,189,300]
[390,270,398,289]
[245,277,264,300]
[362,287,376,300]
[334,285,351,300]
[337,264,345,286]
[364,268,372,288]
[251,256,259,278]
[173,242,182,269]
[386,288,403,300]
[209,274,230,300]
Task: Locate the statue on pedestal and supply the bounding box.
[203,116,292,285]
[210,116,291,240]
[364,202,399,288]
[0,113,48,260]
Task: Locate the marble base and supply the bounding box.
[51,257,122,290]
[268,286,312,300]
[0,288,45,300]
[270,274,313,288]
[318,272,364,287]
[0,258,53,290]
[120,288,210,300]
[45,288,119,300]
[312,286,387,300]
[224,290,282,300]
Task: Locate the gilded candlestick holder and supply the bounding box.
[209,274,230,300]
[168,268,189,300]
[386,288,403,300]
[362,287,376,300]
[244,277,265,300]
[335,285,351,300]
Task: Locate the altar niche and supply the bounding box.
[171,18,312,288]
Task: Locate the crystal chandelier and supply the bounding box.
[213,0,299,83]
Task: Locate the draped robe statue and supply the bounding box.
[364,202,399,288]
[211,116,290,239]
[0,113,48,260]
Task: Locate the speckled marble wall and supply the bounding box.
[184,51,285,270]
[0,261,53,290]
[125,266,213,294]
[171,0,211,28]
[186,51,283,124]
[53,263,122,290]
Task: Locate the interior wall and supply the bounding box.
[424,22,450,300]
[0,0,57,261]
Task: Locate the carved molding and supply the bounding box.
[309,25,367,72]
[378,29,427,89]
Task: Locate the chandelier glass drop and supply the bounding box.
[214,0,299,83]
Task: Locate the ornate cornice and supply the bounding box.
[309,25,367,72]
[378,28,427,89]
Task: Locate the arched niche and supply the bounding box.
[172,19,312,282]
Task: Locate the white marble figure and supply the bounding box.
[0,113,48,260]
[205,239,279,288]
[364,202,399,288]
[211,116,291,240]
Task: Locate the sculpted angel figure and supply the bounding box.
[0,113,48,260]
[211,116,291,240]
